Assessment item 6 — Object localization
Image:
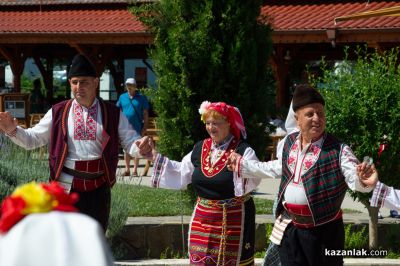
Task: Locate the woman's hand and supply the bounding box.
[357,162,378,188]
[227,152,242,172]
[149,137,158,161]
[136,136,152,156]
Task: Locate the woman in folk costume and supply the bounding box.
[151,101,261,266]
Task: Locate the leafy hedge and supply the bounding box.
[315,47,400,203]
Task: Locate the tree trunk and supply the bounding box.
[367,205,379,249]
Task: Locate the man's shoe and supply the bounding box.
[390,210,398,218]
[378,212,383,219]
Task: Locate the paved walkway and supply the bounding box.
[115,258,400,266]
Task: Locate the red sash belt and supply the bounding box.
[66,159,106,192]
[284,203,314,228]
[285,203,343,228]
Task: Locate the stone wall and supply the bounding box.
[117,215,400,259]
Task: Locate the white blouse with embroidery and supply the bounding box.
[151,138,262,197]
[370,181,400,210]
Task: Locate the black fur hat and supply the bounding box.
[67,54,97,78]
[292,84,325,111]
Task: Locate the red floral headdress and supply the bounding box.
[0,181,78,233]
[199,101,247,140]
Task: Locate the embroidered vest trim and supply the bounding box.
[278,132,347,226]
[201,138,240,178]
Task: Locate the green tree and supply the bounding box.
[132,0,274,159]
[314,47,400,249]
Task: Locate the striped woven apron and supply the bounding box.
[189,194,253,266]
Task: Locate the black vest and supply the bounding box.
[191,140,249,200]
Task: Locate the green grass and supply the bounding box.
[111,183,274,217]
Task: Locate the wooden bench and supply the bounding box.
[146,117,160,142]
[30,113,45,127]
[265,135,285,161]
[142,117,160,176]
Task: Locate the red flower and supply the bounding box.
[0,181,79,234]
[41,182,79,212]
[0,196,26,233]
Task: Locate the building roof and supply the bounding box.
[0,7,145,34]
[262,0,400,31]
[0,0,129,5]
[261,0,400,44]
[1,1,400,45]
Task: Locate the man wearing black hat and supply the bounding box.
[0,54,152,231]
[227,84,378,266]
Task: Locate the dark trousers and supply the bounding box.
[279,219,344,266]
[72,184,111,232]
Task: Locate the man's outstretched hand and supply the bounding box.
[0,112,17,135]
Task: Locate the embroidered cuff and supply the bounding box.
[370,181,388,208]
[151,153,166,188]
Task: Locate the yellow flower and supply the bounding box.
[12,182,56,214]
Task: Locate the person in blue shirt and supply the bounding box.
[117,78,149,176]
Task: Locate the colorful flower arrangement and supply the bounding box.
[0,181,78,233]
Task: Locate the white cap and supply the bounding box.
[0,212,114,266]
[125,78,136,85]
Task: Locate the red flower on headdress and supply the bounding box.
[199,101,247,140]
[0,196,26,233]
[0,181,78,234]
[41,182,79,212]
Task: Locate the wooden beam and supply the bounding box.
[271,29,400,44]
[33,55,54,102]
[270,46,291,107]
[0,33,154,45]
[0,46,26,92]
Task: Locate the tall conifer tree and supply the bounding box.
[134,1,274,159]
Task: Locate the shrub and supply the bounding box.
[0,136,48,201]
[344,224,368,250]
[316,47,400,199]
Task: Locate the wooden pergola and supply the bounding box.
[263,0,400,106]
[0,0,153,102]
[2,0,400,107]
